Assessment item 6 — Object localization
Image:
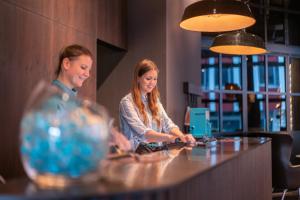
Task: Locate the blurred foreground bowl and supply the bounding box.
[20,81,110,187]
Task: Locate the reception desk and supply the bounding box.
[0,137,272,200]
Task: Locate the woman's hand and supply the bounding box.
[176,133,196,144]
[183,134,196,143]
[170,128,196,143]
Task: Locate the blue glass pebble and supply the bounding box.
[20,94,108,179]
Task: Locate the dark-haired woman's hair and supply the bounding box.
[55,44,93,77]
[131,59,160,127]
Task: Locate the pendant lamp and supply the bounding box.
[180,0,256,32]
[209,29,267,55]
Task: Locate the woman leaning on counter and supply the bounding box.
[52,44,92,98]
[119,59,195,150]
[52,44,131,151]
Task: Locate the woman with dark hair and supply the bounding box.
[119,59,195,150]
[53,44,131,151]
[52,44,93,96]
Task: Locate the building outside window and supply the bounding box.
[200,0,300,134]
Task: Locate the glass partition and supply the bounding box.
[222,93,243,132]
[248,94,266,131]
[268,55,286,93]
[200,92,220,132]
[201,50,219,91]
[268,95,286,131]
[200,0,300,134]
[247,55,266,92]
[222,55,242,90]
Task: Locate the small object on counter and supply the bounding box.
[135,142,167,154]
[195,136,218,147]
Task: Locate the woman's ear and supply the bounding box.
[62,58,71,70]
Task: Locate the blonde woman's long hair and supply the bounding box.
[131,59,160,127]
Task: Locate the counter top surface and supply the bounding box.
[0,137,270,199]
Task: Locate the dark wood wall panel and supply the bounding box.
[96,0,164,126]
[5,0,56,19]
[6,0,97,37]
[0,1,53,178]
[0,0,125,179]
[97,0,127,49]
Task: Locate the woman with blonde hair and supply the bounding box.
[119,59,195,150]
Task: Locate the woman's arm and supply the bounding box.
[119,97,152,136]
[169,127,196,143]
[169,127,186,141]
[120,96,177,144]
[144,129,177,143]
[157,100,195,143]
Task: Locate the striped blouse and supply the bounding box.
[119,93,178,150]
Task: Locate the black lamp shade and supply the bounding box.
[209,30,267,55]
[180,0,256,32]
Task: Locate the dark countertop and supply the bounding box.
[0,137,270,200]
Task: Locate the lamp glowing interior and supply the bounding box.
[209,45,267,55]
[180,14,256,32]
[209,30,267,55]
[180,0,256,32]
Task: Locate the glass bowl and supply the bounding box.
[20,81,109,187]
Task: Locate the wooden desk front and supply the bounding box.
[0,137,272,200]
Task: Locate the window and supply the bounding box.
[201,50,219,91]
[222,55,242,90]
[247,55,265,92]
[201,53,288,133]
[269,95,286,131]
[268,55,286,93]
[199,92,220,132]
[248,94,266,131]
[222,93,243,132]
[200,0,300,134]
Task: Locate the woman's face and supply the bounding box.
[138,69,158,95]
[63,55,92,88]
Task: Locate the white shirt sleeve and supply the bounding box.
[119,97,152,136]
